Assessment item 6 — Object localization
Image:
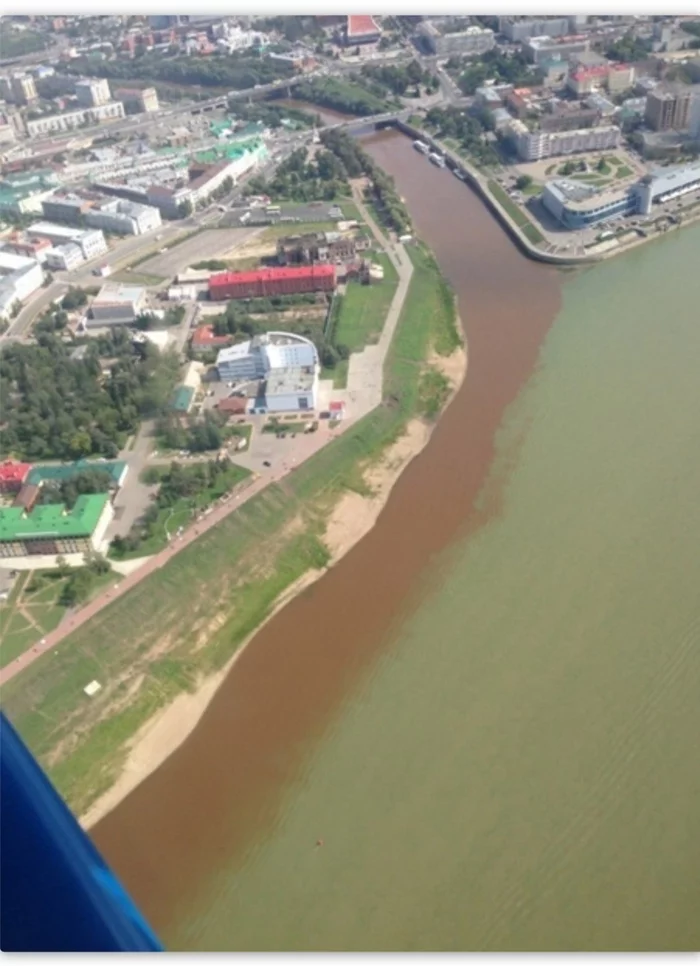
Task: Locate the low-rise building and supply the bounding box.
[0,251,44,318]
[85,198,162,235]
[509,120,621,161]
[542,179,636,228]
[41,192,95,225]
[345,15,381,46]
[190,324,232,357]
[0,169,59,218]
[45,242,85,271]
[525,34,589,66]
[89,282,146,325]
[499,16,572,42]
[2,233,53,263]
[276,231,365,266]
[0,494,114,565]
[27,459,128,490]
[417,20,495,57]
[27,222,107,261]
[217,332,319,414]
[209,264,336,301]
[26,101,125,138]
[0,462,31,495]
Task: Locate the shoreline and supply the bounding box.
[81,339,468,830]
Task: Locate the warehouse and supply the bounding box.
[209,264,336,301]
[0,251,44,317]
[0,494,114,568]
[88,283,146,325]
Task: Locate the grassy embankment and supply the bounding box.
[0,244,461,818]
[487,181,545,246]
[0,569,119,669]
[323,252,399,389]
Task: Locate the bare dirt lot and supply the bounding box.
[137,228,262,278]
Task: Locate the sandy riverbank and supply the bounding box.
[81,339,468,831]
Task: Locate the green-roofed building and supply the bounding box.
[0,494,114,562]
[171,385,195,414]
[27,459,128,489]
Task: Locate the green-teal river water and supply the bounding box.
[168,220,700,950]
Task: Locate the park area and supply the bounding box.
[0,566,117,670]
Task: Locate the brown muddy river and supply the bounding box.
[93,131,562,936]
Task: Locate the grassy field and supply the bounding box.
[488,181,545,246]
[321,253,398,388]
[0,569,117,670]
[0,244,461,818]
[616,166,633,179]
[111,271,167,286]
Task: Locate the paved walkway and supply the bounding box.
[0,188,415,687]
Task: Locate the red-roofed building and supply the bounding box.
[209,265,336,301]
[0,461,31,494]
[216,396,247,416]
[190,324,233,357]
[345,15,381,46]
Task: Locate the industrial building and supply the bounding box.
[88,283,146,325]
[0,494,114,566]
[41,193,94,225]
[45,243,85,271]
[114,87,160,113]
[417,20,495,57]
[216,332,319,414]
[276,231,367,266]
[85,198,162,235]
[645,85,693,132]
[26,102,125,138]
[209,264,336,301]
[509,120,621,161]
[74,78,112,107]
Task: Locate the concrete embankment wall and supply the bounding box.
[390,119,601,267]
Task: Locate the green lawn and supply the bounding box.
[335,254,398,352]
[1,243,461,819]
[259,221,339,242]
[522,182,543,196]
[616,166,633,178]
[111,271,167,286]
[487,181,545,246]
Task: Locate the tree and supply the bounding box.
[55,555,71,579]
[515,174,533,190]
[177,199,193,218]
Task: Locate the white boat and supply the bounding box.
[453,169,466,181]
[428,152,446,168]
[413,140,429,155]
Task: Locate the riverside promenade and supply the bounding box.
[0,193,414,687]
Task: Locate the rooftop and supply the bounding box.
[27,460,127,487]
[0,461,31,484]
[347,15,381,37]
[545,178,631,212]
[92,282,145,306]
[171,385,195,412]
[0,493,110,542]
[209,264,336,287]
[265,367,316,397]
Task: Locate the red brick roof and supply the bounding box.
[347,15,380,38]
[191,324,230,346]
[209,264,336,289]
[0,461,31,485]
[217,396,247,414]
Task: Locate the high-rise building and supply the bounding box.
[74,78,111,108]
[114,87,159,114]
[2,73,39,105]
[690,94,700,139]
[645,86,693,131]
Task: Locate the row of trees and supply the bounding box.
[320,128,412,236]
[65,48,294,92]
[450,49,541,96]
[422,106,500,170]
[0,336,181,462]
[38,468,115,510]
[294,76,392,117]
[361,59,438,98]
[111,457,234,557]
[245,144,352,202]
[156,411,227,454]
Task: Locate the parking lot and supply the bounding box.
[137,227,262,278]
